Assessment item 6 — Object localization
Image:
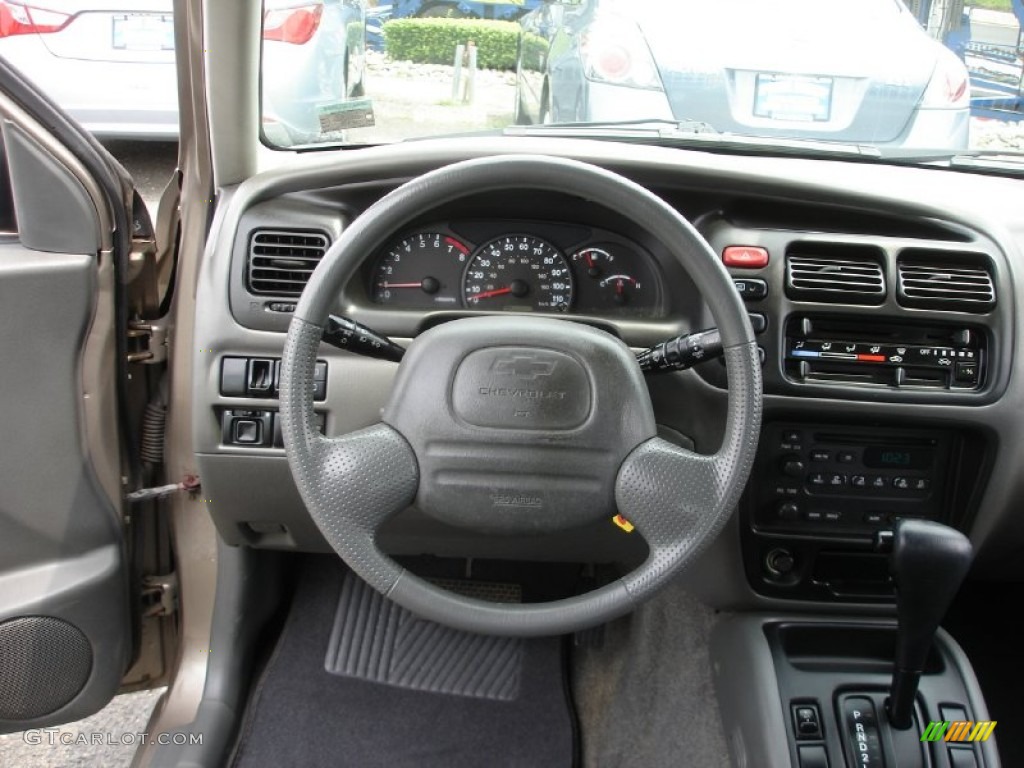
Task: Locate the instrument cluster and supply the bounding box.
[367,221,663,317]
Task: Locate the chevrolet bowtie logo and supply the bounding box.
[492,355,558,380]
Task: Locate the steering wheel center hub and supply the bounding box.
[453,347,590,430]
[383,316,657,534]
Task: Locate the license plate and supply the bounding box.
[112,14,174,52]
[754,73,833,122]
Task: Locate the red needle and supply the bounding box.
[472,286,513,301]
[585,254,594,268]
[616,279,624,295]
[382,282,423,289]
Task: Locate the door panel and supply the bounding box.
[0,110,130,731]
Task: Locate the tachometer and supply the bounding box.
[462,235,573,312]
[371,232,469,308]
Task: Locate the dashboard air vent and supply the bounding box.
[785,244,886,305]
[247,229,329,296]
[897,251,995,313]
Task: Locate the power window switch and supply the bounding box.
[793,703,823,740]
[797,744,829,768]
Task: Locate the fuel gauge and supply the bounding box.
[571,247,615,279]
[570,241,658,314]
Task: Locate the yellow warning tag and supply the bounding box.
[612,515,635,533]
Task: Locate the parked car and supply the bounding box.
[515,0,971,148]
[0,0,367,143]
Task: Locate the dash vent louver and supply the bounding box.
[897,251,995,313]
[785,245,886,305]
[247,229,330,296]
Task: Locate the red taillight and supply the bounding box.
[922,47,970,109]
[263,4,322,45]
[0,1,70,38]
[592,45,632,83]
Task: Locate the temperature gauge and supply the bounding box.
[569,241,658,314]
[599,274,643,306]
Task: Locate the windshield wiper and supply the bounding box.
[505,118,720,137]
[504,120,883,159]
[874,148,1024,174]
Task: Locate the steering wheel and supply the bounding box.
[280,155,762,637]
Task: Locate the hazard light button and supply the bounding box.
[723,246,770,268]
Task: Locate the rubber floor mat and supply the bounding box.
[232,558,576,768]
[326,571,524,700]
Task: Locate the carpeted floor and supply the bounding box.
[231,558,576,768]
[571,577,731,768]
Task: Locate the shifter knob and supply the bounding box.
[887,518,973,729]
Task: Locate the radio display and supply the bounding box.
[863,446,933,470]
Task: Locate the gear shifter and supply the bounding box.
[885,518,972,729]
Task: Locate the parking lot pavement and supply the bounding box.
[0,688,166,768]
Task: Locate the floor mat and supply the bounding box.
[326,572,524,700]
[232,558,576,768]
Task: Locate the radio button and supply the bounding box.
[864,512,888,525]
[850,475,867,488]
[824,511,842,522]
[808,473,826,487]
[782,456,805,477]
[805,510,823,522]
[810,449,830,462]
[913,478,931,491]
[837,450,857,464]
[870,476,887,489]
[828,473,847,487]
[777,502,800,521]
[782,430,802,445]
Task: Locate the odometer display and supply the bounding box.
[462,235,573,312]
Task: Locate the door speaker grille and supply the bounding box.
[0,616,92,720]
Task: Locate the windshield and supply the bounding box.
[258,0,1024,159]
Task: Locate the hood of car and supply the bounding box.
[629,0,938,143]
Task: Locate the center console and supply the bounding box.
[742,422,989,602]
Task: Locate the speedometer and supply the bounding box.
[462,235,573,312]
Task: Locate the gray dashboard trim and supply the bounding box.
[194,137,1024,606]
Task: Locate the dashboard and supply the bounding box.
[196,136,1024,610]
[364,221,662,316]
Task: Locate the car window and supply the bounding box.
[254,0,1024,162]
[0,1,1020,166]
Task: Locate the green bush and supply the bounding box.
[383,19,521,71]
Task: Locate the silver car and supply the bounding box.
[515,0,971,148]
[0,0,366,143]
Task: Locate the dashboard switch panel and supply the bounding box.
[733,278,768,301]
[220,356,327,400]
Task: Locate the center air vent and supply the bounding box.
[247,229,329,296]
[786,244,886,305]
[897,250,995,313]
